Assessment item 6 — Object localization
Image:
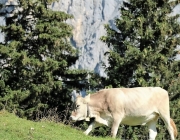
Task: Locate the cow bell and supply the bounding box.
[85,117,90,121]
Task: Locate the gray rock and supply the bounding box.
[52,0,123,76]
[0,17,5,43]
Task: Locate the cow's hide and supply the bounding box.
[70,87,178,140]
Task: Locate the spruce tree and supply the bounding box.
[101,0,180,139]
[0,0,87,119]
[101,0,180,92]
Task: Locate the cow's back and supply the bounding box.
[120,87,169,112]
[90,87,169,123]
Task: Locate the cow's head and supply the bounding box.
[70,94,90,121]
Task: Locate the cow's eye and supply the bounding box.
[76,105,80,108]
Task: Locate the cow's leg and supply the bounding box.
[147,120,157,140]
[95,116,109,126]
[84,121,102,135]
[111,114,122,138]
[158,95,175,140]
[160,116,175,140]
[159,111,175,140]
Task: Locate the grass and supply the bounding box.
[0,110,114,140]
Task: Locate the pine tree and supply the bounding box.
[101,0,180,92]
[101,0,180,139]
[0,0,87,119]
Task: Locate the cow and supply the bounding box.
[70,87,178,140]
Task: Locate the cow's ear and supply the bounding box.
[84,94,90,103]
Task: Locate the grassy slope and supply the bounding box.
[0,111,114,140]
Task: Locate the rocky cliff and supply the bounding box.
[52,0,123,76]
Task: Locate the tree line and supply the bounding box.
[0,0,180,139]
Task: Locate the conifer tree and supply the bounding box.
[101,0,180,94]
[0,0,87,119]
[101,0,180,139]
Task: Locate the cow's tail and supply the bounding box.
[170,118,178,138]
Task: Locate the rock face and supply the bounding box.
[0,17,5,43]
[52,0,123,76]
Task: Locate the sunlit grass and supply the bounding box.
[0,110,114,140]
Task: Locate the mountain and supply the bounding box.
[51,0,123,76]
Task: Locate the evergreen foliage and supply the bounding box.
[101,0,180,91]
[101,0,180,139]
[0,0,87,119]
[87,72,106,91]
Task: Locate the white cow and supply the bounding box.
[70,87,178,140]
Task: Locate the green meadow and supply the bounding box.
[0,110,114,140]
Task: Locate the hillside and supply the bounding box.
[0,110,114,140]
